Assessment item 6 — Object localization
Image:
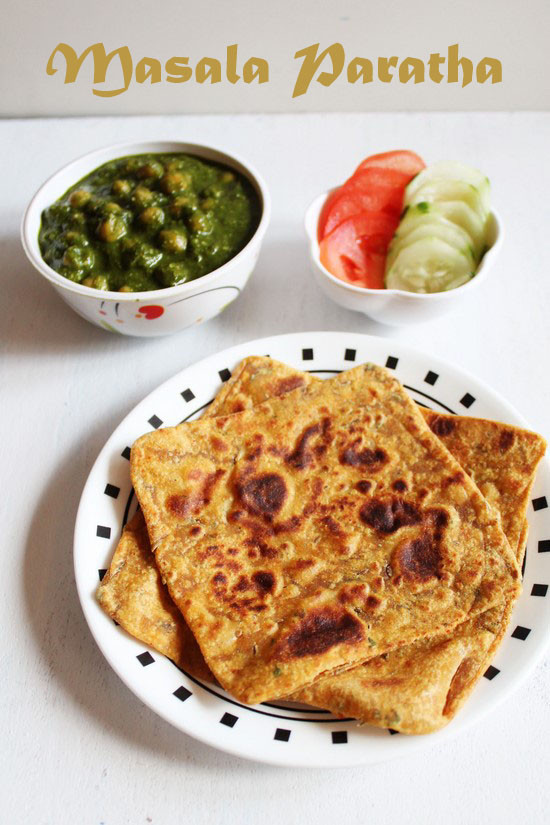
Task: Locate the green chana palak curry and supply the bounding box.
[39,153,261,292]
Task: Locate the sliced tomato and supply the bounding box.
[319,212,397,289]
[345,166,412,191]
[319,168,407,240]
[354,150,425,180]
[317,187,343,242]
[321,184,403,239]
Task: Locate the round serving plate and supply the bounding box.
[74,332,550,767]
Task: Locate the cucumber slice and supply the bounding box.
[385,237,474,293]
[408,177,487,222]
[397,200,485,258]
[388,212,476,270]
[406,160,490,213]
[427,201,487,258]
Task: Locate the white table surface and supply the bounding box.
[2,112,549,825]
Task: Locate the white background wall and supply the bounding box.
[1,0,548,116]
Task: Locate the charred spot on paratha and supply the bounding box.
[499,430,515,452]
[237,472,287,516]
[167,469,225,518]
[443,471,465,487]
[167,493,193,517]
[252,570,276,594]
[427,508,449,530]
[274,375,306,395]
[286,418,332,469]
[359,497,422,534]
[392,479,407,492]
[391,507,449,583]
[275,606,364,660]
[355,480,372,493]
[338,583,369,604]
[429,415,456,437]
[339,441,388,470]
[393,532,443,582]
[210,435,228,452]
[320,515,346,537]
[318,514,359,556]
[211,566,277,615]
[246,538,278,559]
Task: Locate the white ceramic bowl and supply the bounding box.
[21,140,271,337]
[305,191,503,326]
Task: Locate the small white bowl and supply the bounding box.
[305,191,503,326]
[21,140,271,337]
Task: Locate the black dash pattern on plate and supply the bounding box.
[344,348,356,362]
[96,525,111,539]
[148,415,163,429]
[173,686,192,702]
[274,728,291,742]
[121,446,132,460]
[98,568,107,581]
[104,483,120,499]
[302,348,314,361]
[385,356,398,370]
[424,371,439,385]
[460,393,476,408]
[538,539,550,553]
[532,496,548,512]
[331,731,348,744]
[531,584,548,597]
[137,651,155,666]
[511,625,531,640]
[220,712,238,728]
[484,665,500,680]
[181,388,195,402]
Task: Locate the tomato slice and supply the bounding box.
[319,212,397,289]
[321,184,403,239]
[319,168,407,240]
[354,150,425,180]
[345,166,411,191]
[317,187,343,242]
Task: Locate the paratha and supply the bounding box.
[96,358,305,682]
[295,596,515,733]
[208,358,542,728]
[130,362,520,704]
[98,356,543,730]
[421,410,543,556]
[97,509,213,682]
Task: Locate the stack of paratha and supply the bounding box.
[98,357,546,733]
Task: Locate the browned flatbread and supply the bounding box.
[295,595,515,732]
[421,410,544,557]
[95,357,301,682]
[130,362,520,704]
[95,359,294,682]
[209,359,543,729]
[97,510,213,682]
[98,356,544,731]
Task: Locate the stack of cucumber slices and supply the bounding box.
[385,161,491,293]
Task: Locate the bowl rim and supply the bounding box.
[21,139,271,302]
[304,189,503,301]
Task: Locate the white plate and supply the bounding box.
[74,332,550,767]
